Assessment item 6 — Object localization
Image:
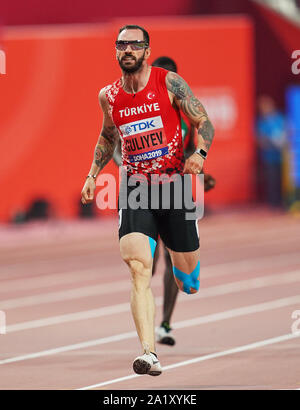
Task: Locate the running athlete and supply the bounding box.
[113,56,216,346]
[81,25,215,376]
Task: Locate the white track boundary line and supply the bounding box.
[1,219,297,255]
[0,280,134,310]
[77,333,299,390]
[5,270,300,332]
[0,264,125,293]
[1,294,299,366]
[1,251,299,309]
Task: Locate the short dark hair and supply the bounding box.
[152,56,177,73]
[118,25,150,46]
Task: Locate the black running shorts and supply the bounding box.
[118,175,200,252]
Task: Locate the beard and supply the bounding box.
[118,51,145,74]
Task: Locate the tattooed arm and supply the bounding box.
[93,89,119,172]
[166,72,214,174]
[81,89,119,204]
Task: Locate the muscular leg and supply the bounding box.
[167,247,201,294]
[120,232,156,353]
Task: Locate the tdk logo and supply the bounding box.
[124,120,155,135]
[131,120,155,132]
[121,116,163,137]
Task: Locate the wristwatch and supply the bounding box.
[195,148,207,160]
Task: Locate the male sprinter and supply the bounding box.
[111,55,216,346]
[81,25,214,376]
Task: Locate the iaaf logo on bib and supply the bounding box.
[120,116,164,136]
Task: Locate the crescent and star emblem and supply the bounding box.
[147,92,156,100]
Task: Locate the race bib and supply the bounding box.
[119,116,169,163]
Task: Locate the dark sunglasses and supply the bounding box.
[115,40,149,51]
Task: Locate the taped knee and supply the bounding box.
[173,261,200,294]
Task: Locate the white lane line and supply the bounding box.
[0,331,137,365]
[172,294,300,330]
[0,280,132,310]
[5,302,133,333]
[205,252,300,278]
[5,270,300,332]
[2,232,299,275]
[1,223,299,272]
[204,230,300,249]
[0,265,125,293]
[1,294,299,366]
[77,333,299,390]
[0,218,295,253]
[1,250,299,309]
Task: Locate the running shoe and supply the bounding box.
[156,321,176,346]
[132,352,162,376]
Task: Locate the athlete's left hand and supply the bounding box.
[183,153,204,174]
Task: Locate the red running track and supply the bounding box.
[0,206,299,390]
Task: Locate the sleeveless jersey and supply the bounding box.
[103,67,184,181]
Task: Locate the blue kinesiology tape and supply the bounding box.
[173,261,200,294]
[148,236,157,259]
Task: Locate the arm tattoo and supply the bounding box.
[166,72,215,150]
[197,118,215,151]
[94,124,119,170]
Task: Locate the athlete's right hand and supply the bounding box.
[81,178,96,204]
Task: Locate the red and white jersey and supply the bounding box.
[103,67,184,180]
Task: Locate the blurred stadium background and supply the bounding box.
[0,0,300,390]
[1,0,300,220]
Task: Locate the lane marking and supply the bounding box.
[1,294,299,365]
[0,218,297,252]
[1,231,299,272]
[77,333,299,390]
[0,280,132,310]
[0,265,125,293]
[1,224,299,271]
[1,251,299,308]
[205,252,300,278]
[172,294,300,330]
[0,331,137,365]
[4,270,300,332]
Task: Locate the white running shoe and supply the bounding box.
[133,352,162,376]
[156,325,176,346]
